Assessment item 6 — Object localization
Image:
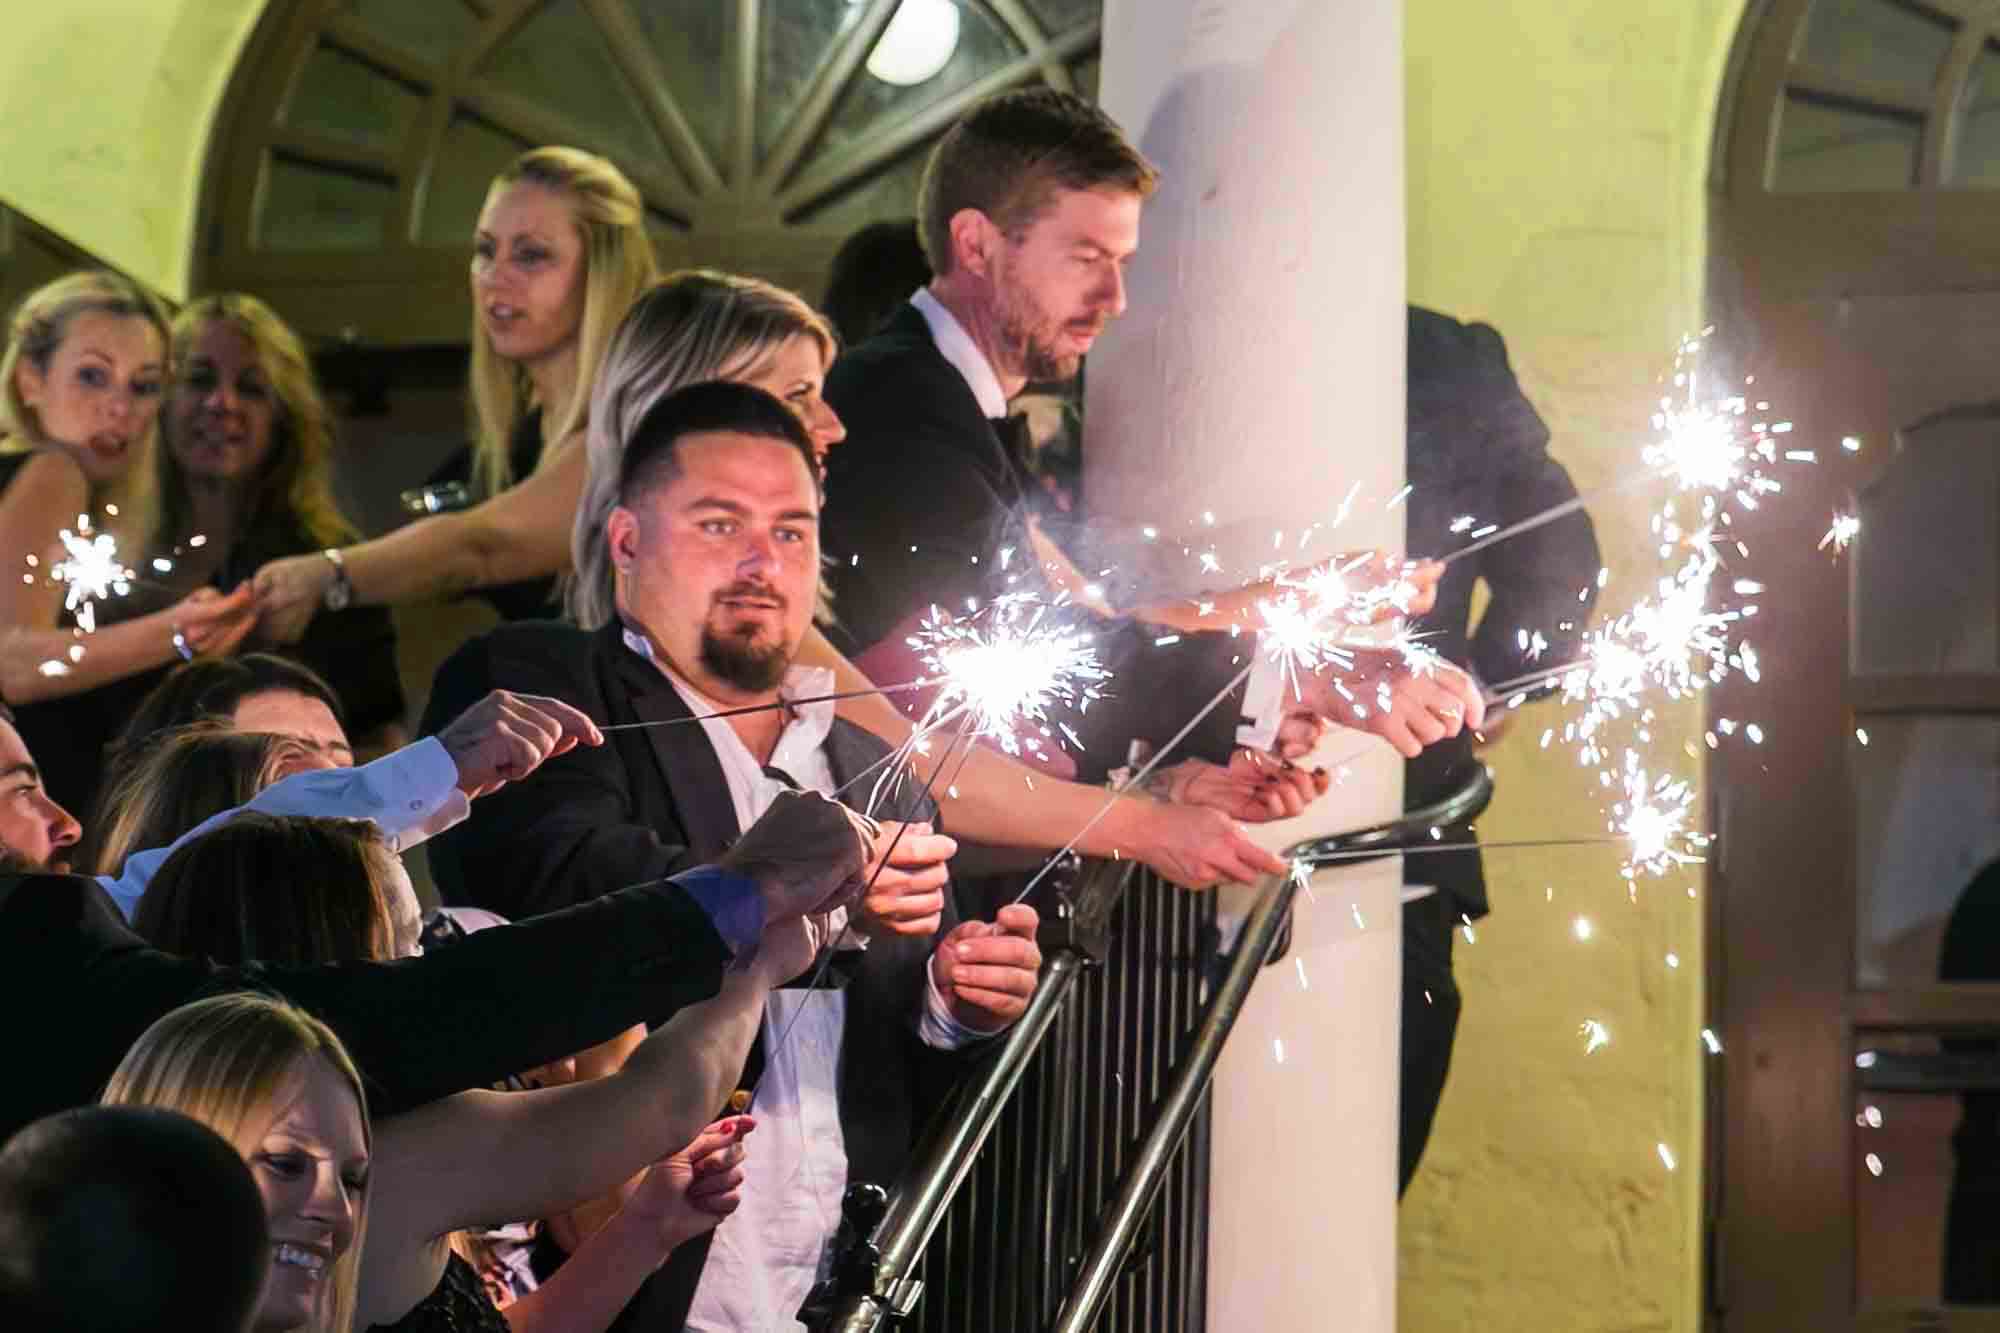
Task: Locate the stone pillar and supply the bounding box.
[1087,1,1406,1328]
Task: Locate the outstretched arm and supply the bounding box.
[251,439,585,640]
[355,921,814,1327]
[798,624,1288,888]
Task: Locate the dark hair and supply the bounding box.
[822,220,931,347]
[110,653,344,768]
[616,380,820,505]
[918,88,1159,276]
[133,812,397,967]
[0,1104,268,1333]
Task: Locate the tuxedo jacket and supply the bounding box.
[422,619,966,1327]
[821,303,1247,782]
[0,869,732,1142]
[1405,307,1601,918]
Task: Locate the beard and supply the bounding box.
[699,581,793,692]
[0,843,51,874]
[992,272,1102,385]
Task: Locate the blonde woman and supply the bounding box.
[253,145,661,634]
[152,294,405,754]
[0,272,258,814]
[108,881,816,1332]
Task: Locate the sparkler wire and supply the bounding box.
[750,708,979,1113]
[595,678,938,732]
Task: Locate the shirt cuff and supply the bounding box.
[97,736,467,923]
[671,865,766,961]
[918,953,992,1050]
[390,789,470,854]
[1234,652,1288,752]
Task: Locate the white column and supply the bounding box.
[1088,2,1406,1329]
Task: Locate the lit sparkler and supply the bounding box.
[1819,510,1859,553]
[1610,758,1707,878]
[908,592,1107,762]
[47,515,133,635]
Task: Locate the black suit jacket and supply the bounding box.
[821,303,1248,781]
[0,870,732,1142]
[1405,307,1602,918]
[422,619,966,1327]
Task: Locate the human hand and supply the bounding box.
[249,552,335,644]
[1303,648,1484,758]
[1120,798,1288,888]
[171,583,260,659]
[627,1117,754,1254]
[931,904,1042,1032]
[754,908,834,985]
[1152,749,1329,823]
[854,821,956,940]
[1273,709,1326,761]
[722,790,873,922]
[436,689,604,797]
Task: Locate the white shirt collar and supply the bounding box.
[910,287,1009,420]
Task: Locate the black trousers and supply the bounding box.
[1400,890,1464,1195]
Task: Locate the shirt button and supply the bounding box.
[410,800,424,810]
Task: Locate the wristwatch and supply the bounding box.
[320,548,353,611]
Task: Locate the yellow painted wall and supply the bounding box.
[0,0,265,300]
[1400,2,1747,1329]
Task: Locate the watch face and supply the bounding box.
[324,581,351,611]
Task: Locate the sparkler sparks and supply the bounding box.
[46,516,134,635]
[1819,511,1859,553]
[1611,760,1707,878]
[907,593,1107,762]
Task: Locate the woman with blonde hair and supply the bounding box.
[253,146,666,631]
[118,808,822,1333]
[147,293,405,756]
[102,994,375,1333]
[0,271,259,814]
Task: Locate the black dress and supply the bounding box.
[370,1252,510,1333]
[0,452,405,819]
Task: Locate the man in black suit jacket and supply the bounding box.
[424,382,1042,1330]
[823,89,1484,782]
[1397,307,1602,1192]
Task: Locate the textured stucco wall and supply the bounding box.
[1399,3,1747,1330]
[0,0,265,299]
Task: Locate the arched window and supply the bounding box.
[196,0,1100,343]
[1717,0,2000,303]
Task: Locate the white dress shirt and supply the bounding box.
[100,737,469,920]
[906,290,1290,751]
[618,630,978,1332]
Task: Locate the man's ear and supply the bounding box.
[948,208,997,280]
[607,505,642,575]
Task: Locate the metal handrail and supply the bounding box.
[1048,767,1495,1333]
[809,856,1141,1332]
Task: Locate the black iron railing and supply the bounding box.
[808,767,1494,1333]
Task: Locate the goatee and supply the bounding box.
[700,626,789,692]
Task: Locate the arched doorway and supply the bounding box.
[1711,1,2000,1327]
